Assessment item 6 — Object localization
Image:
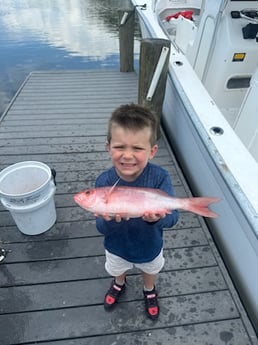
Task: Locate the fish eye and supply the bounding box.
[85,190,91,195]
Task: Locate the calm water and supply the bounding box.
[0,0,140,116]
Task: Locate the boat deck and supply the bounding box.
[0,70,257,345]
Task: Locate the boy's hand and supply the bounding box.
[142,212,166,222]
[94,213,130,222]
[95,212,166,223]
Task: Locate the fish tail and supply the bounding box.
[184,197,220,218]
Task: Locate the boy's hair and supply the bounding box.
[107,103,158,146]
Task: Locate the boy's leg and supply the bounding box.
[142,271,157,290]
[104,273,127,310]
[104,251,132,310]
[115,272,127,286]
[142,272,159,320]
[137,250,165,320]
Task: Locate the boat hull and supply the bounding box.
[134,0,258,334]
[162,72,258,333]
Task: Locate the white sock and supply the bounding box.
[143,285,154,292]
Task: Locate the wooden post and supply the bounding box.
[118,8,135,72]
[138,38,171,138]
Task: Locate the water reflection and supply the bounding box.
[0,0,139,115]
[2,0,121,57]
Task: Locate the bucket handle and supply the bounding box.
[51,168,57,186]
[0,248,8,263]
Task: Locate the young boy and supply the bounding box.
[95,103,179,320]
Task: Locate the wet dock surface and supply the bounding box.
[0,70,257,345]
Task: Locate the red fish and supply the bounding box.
[73,186,219,218]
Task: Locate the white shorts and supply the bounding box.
[105,249,165,276]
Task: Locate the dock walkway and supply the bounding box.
[0,70,257,345]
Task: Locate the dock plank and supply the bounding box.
[0,267,226,316]
[0,70,257,345]
[0,291,239,344]
[0,246,217,287]
[2,228,209,263]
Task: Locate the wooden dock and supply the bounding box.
[0,70,257,345]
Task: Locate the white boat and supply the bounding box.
[132,0,258,334]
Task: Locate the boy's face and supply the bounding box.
[107,125,158,182]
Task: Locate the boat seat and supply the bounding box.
[175,15,197,54]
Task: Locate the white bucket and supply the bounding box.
[0,161,57,235]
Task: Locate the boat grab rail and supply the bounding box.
[240,8,258,24]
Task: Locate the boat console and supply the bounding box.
[159,0,258,161]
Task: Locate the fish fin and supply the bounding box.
[183,197,220,218]
[105,178,120,204]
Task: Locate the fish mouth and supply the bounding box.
[73,193,91,207]
[73,190,98,209]
[73,193,83,205]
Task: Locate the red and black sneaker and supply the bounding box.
[104,279,126,310]
[143,288,159,320]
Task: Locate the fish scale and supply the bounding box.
[74,186,220,218]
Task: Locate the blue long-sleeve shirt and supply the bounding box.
[95,162,179,263]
